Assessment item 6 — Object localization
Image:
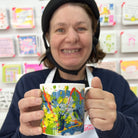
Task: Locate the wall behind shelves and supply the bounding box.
[0,0,138,129]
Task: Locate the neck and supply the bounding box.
[58,66,86,81]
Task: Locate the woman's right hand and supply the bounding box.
[18,89,44,136]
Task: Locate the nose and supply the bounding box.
[65,28,79,44]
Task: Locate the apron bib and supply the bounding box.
[45,67,98,138]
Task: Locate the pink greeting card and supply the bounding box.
[0,38,15,57]
[97,61,117,72]
[24,63,43,73]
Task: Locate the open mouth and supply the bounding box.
[61,49,81,54]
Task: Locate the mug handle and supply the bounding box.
[84,87,91,121]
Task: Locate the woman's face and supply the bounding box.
[47,3,93,70]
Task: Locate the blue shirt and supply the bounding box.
[0,67,138,138]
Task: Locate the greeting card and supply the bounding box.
[12,7,35,29]
[120,60,138,80]
[100,31,117,54]
[97,61,117,72]
[24,63,43,73]
[2,63,22,83]
[0,88,14,110]
[0,9,9,29]
[130,85,138,96]
[0,37,15,57]
[120,30,138,53]
[98,3,116,26]
[122,2,138,25]
[17,35,40,56]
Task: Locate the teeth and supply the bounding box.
[63,49,79,53]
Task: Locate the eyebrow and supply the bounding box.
[53,21,88,28]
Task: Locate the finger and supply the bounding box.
[86,99,105,110]
[18,97,42,112]
[85,88,105,99]
[90,118,114,131]
[20,110,44,123]
[24,89,41,98]
[19,124,42,136]
[91,77,103,89]
[88,108,105,119]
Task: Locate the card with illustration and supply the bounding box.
[0,88,14,110]
[100,31,117,54]
[122,2,138,25]
[12,7,35,29]
[120,60,138,80]
[24,63,43,73]
[0,37,15,58]
[130,85,138,97]
[17,35,40,56]
[0,9,9,29]
[120,30,138,53]
[98,3,116,26]
[2,63,22,83]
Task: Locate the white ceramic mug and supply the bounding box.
[40,83,90,136]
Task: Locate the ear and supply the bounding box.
[46,33,50,43]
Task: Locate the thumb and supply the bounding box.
[91,77,103,89]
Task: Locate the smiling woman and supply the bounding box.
[0,0,138,138]
[41,2,105,75]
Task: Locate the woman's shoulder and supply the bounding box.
[18,68,52,85]
[92,66,128,90]
[92,66,123,80]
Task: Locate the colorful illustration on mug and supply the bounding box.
[41,85,85,136]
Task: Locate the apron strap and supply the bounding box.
[45,66,93,86]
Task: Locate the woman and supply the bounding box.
[0,0,138,138]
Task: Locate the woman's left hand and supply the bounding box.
[85,77,117,131]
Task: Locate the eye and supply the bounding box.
[56,28,65,33]
[77,27,86,32]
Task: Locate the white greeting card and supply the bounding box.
[0,88,14,110]
[98,3,116,26]
[122,2,138,25]
[120,30,138,53]
[100,31,117,54]
[0,9,9,29]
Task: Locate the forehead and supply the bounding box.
[50,3,91,24]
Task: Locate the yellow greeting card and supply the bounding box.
[2,63,22,83]
[12,7,35,29]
